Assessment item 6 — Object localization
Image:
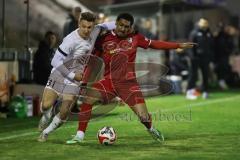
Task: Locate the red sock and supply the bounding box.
[78,103,93,132]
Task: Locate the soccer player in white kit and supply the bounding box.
[38,12,115,142]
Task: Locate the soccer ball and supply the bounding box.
[97,126,117,145]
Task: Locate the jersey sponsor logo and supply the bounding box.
[103,40,133,55]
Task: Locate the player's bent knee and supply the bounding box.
[41,100,54,111]
[59,113,68,121]
[83,97,98,105]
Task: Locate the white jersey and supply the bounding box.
[46,22,115,94]
[51,26,100,84]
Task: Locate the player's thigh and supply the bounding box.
[62,93,76,101]
[84,79,116,104]
[61,94,76,112]
[41,88,58,108]
[83,87,102,104]
[116,82,145,107]
[59,95,77,119]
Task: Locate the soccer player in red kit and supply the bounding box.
[67,13,195,144]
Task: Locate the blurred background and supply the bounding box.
[1,0,240,118]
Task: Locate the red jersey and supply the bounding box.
[94,30,151,79]
[85,31,179,106]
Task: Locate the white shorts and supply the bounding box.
[45,72,80,95]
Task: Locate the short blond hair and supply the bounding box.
[80,12,96,22]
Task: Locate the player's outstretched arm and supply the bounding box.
[97,21,116,30]
[149,40,196,50]
[149,40,180,49]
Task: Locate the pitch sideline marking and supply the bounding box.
[0,120,106,141]
[0,132,38,141]
[164,95,240,111]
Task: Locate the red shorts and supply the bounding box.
[92,78,145,106]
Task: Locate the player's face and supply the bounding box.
[78,20,95,39]
[115,19,132,38]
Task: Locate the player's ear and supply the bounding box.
[128,27,133,34]
[91,22,95,29]
[130,26,134,32]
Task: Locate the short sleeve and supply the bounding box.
[137,34,151,49]
[58,37,73,56]
[96,21,116,30]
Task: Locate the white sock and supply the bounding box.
[40,107,52,121]
[43,115,63,135]
[76,131,85,140]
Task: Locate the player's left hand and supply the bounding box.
[179,42,197,49]
[74,71,83,81]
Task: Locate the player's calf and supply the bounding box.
[139,113,152,130]
[43,114,65,134]
[38,106,53,132]
[37,114,66,142]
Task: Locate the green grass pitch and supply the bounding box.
[0,90,240,160]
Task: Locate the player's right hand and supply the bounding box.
[74,72,82,81]
[179,42,197,49]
